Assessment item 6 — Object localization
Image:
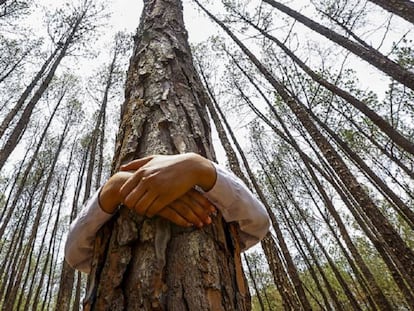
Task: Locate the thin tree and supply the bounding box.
[260,0,414,91]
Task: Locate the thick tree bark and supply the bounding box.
[368,0,414,24]
[261,0,414,91]
[84,1,249,310]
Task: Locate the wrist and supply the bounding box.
[98,173,129,214]
[190,153,217,191]
[99,183,121,214]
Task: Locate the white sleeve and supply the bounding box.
[204,163,270,251]
[64,188,114,274]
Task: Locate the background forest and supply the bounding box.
[0,0,413,310]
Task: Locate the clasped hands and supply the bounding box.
[99,153,217,228]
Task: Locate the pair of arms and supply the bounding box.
[65,153,270,273]
[99,153,219,228]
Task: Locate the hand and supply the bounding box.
[99,170,216,227]
[119,153,216,218]
[166,189,216,228]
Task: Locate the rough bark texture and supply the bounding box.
[84,1,249,310]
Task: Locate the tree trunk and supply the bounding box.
[368,0,414,24]
[197,61,310,310]
[31,141,76,311]
[261,234,303,310]
[244,254,266,311]
[0,45,31,85]
[261,0,414,91]
[84,1,249,310]
[0,46,60,140]
[308,108,414,229]
[297,160,393,310]
[232,11,414,156]
[0,92,63,240]
[196,1,414,280]
[55,140,90,310]
[0,5,85,170]
[3,109,72,309]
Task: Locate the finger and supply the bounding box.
[134,191,158,216]
[120,156,153,171]
[158,207,192,227]
[170,200,204,228]
[122,184,146,210]
[188,189,216,213]
[145,195,170,218]
[119,170,145,198]
[179,195,212,225]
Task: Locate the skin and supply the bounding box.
[99,153,217,228]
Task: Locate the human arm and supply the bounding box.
[65,153,270,272]
[64,169,215,273]
[120,153,270,250]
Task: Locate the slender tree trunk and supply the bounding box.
[18,184,60,311]
[297,160,393,310]
[198,62,310,310]
[0,93,63,240]
[368,0,414,24]
[329,104,414,179]
[55,140,90,310]
[244,255,266,311]
[0,47,60,140]
[196,1,414,280]
[31,142,76,311]
[0,46,31,85]
[3,111,72,309]
[261,0,414,90]
[261,234,302,310]
[231,11,414,156]
[84,1,249,310]
[0,7,85,170]
[308,107,414,229]
[0,168,44,303]
[73,272,83,311]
